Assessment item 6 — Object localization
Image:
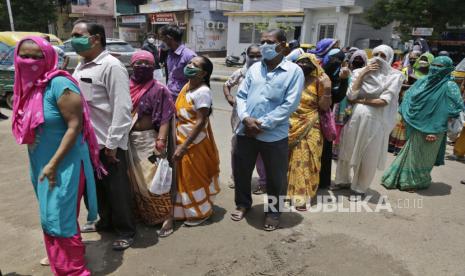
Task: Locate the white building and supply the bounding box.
[225,0,395,56]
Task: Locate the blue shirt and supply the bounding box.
[236,58,304,142]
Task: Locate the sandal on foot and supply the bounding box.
[230,207,248,221]
[80,221,97,233]
[348,190,366,201]
[157,227,174,238]
[112,238,134,251]
[264,215,280,231]
[40,257,49,266]
[295,205,307,212]
[228,182,235,189]
[329,183,351,191]
[184,216,210,227]
[253,186,266,195]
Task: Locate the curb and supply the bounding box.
[211,75,229,82]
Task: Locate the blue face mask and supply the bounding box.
[260,43,279,61]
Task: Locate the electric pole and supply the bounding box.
[6,0,15,31]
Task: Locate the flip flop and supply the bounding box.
[80,222,97,233]
[157,227,174,238]
[264,215,280,231]
[329,183,351,191]
[230,207,248,221]
[112,238,134,251]
[40,257,49,266]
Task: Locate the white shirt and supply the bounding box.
[73,50,132,150]
[186,85,212,110]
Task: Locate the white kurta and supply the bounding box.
[336,53,403,193]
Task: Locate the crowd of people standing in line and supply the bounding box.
[9,18,465,275]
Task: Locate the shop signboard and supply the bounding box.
[122,15,147,24]
[151,13,177,25]
[71,0,114,16]
[140,0,188,13]
[412,28,434,36]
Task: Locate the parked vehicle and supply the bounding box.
[0,32,62,109]
[225,51,246,67]
[63,38,136,74]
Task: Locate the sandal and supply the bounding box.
[80,221,97,233]
[112,238,134,251]
[157,219,174,238]
[40,257,49,266]
[230,207,248,221]
[184,216,210,227]
[295,205,307,212]
[264,215,280,231]
[253,186,266,195]
[329,183,351,191]
[348,190,366,202]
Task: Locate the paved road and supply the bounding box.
[1,82,465,275]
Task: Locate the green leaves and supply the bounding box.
[0,0,57,32]
[365,0,465,40]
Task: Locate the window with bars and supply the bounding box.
[318,24,336,41]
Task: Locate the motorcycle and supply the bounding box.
[225,51,246,67]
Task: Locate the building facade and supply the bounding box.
[225,0,395,56]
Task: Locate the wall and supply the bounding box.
[300,0,355,9]
[301,8,349,45]
[243,0,301,11]
[188,1,229,53]
[348,14,393,48]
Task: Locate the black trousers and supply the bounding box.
[233,135,288,214]
[96,148,136,239]
[319,138,332,188]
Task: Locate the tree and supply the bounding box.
[365,0,465,40]
[0,0,57,32]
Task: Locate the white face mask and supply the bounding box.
[147,38,155,44]
[418,60,429,68]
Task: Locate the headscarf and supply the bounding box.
[130,50,156,109]
[322,48,345,82]
[412,52,434,79]
[309,38,337,59]
[349,49,368,68]
[356,44,404,131]
[401,56,463,135]
[12,36,106,177]
[130,50,175,129]
[296,53,324,78]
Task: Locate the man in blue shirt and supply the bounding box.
[231,29,304,231]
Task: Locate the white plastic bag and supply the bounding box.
[447,112,465,141]
[149,158,172,195]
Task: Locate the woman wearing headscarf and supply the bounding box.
[173,56,220,226]
[333,49,368,158]
[389,52,434,155]
[318,47,351,189]
[12,36,103,275]
[382,56,464,191]
[334,45,404,198]
[287,53,332,210]
[126,50,176,237]
[309,38,338,60]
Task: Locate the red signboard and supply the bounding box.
[151,13,177,25]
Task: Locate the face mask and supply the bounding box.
[246,56,261,68]
[16,56,46,88]
[147,38,155,44]
[418,60,429,68]
[184,66,201,79]
[132,66,154,84]
[71,36,94,53]
[260,43,279,61]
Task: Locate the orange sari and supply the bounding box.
[174,84,220,221]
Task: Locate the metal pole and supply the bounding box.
[6,0,15,31]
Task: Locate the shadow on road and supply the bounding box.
[417,182,452,196]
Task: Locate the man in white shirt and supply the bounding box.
[71,20,135,250]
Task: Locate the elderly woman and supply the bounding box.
[382,56,464,191]
[287,54,332,210]
[12,36,103,275]
[126,50,176,237]
[334,45,404,198]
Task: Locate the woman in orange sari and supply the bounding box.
[173,56,220,226]
[287,53,332,210]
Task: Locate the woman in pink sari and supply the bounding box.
[12,36,103,275]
